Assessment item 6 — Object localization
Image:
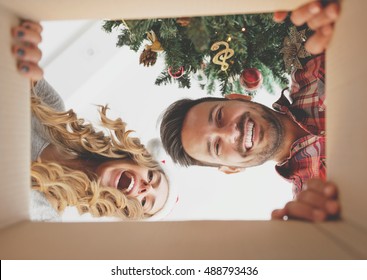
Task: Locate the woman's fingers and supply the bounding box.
[11,20,44,81]
[21,20,43,33]
[17,61,44,80]
[11,25,42,45]
[12,43,42,63]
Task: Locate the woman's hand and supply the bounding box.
[11,20,44,80]
[274,1,340,54]
[272,179,341,222]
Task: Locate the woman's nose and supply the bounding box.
[138,181,152,194]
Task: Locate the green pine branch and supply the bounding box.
[103,13,301,97]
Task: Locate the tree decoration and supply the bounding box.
[139,49,157,67]
[211,41,235,72]
[145,30,164,52]
[240,68,263,91]
[168,66,185,79]
[280,26,311,72]
[139,31,163,67]
[102,14,301,96]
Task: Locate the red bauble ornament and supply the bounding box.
[168,66,185,79]
[239,68,263,91]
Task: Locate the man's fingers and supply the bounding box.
[326,200,340,216]
[305,27,332,54]
[274,179,341,222]
[307,3,340,30]
[271,208,287,220]
[304,178,325,192]
[323,181,338,198]
[286,201,327,221]
[306,179,339,198]
[17,62,44,81]
[273,11,288,23]
[296,189,326,209]
[290,1,322,26]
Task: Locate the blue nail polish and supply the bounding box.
[17,31,24,38]
[17,48,25,56]
[20,65,29,73]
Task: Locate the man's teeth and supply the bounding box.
[126,176,134,192]
[245,121,254,149]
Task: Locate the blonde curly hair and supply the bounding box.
[31,91,163,220]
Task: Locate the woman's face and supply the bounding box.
[95,159,169,216]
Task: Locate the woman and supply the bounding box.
[12,20,176,221]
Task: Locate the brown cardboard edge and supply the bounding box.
[0,0,311,20]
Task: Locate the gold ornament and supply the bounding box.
[211,41,235,72]
[120,19,130,30]
[145,30,164,52]
[280,27,311,72]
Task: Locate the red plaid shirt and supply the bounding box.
[272,54,326,196]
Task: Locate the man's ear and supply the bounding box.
[225,93,252,101]
[218,165,246,174]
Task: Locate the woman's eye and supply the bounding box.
[147,170,154,183]
[141,197,147,207]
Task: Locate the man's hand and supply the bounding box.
[11,20,44,81]
[272,179,341,222]
[274,1,340,54]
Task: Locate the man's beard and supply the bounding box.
[236,105,284,167]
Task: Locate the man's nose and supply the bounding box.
[216,123,239,145]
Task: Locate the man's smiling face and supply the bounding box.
[181,98,284,171]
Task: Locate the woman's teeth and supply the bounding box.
[126,176,134,192]
[245,121,254,149]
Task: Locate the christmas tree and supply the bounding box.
[102,14,310,96]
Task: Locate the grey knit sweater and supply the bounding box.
[30,80,65,221]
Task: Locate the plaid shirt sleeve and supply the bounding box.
[289,54,326,134]
[274,54,326,196]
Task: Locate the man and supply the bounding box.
[160,1,341,222]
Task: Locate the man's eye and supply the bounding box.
[141,197,147,207]
[217,108,223,124]
[147,170,154,183]
[215,142,220,156]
